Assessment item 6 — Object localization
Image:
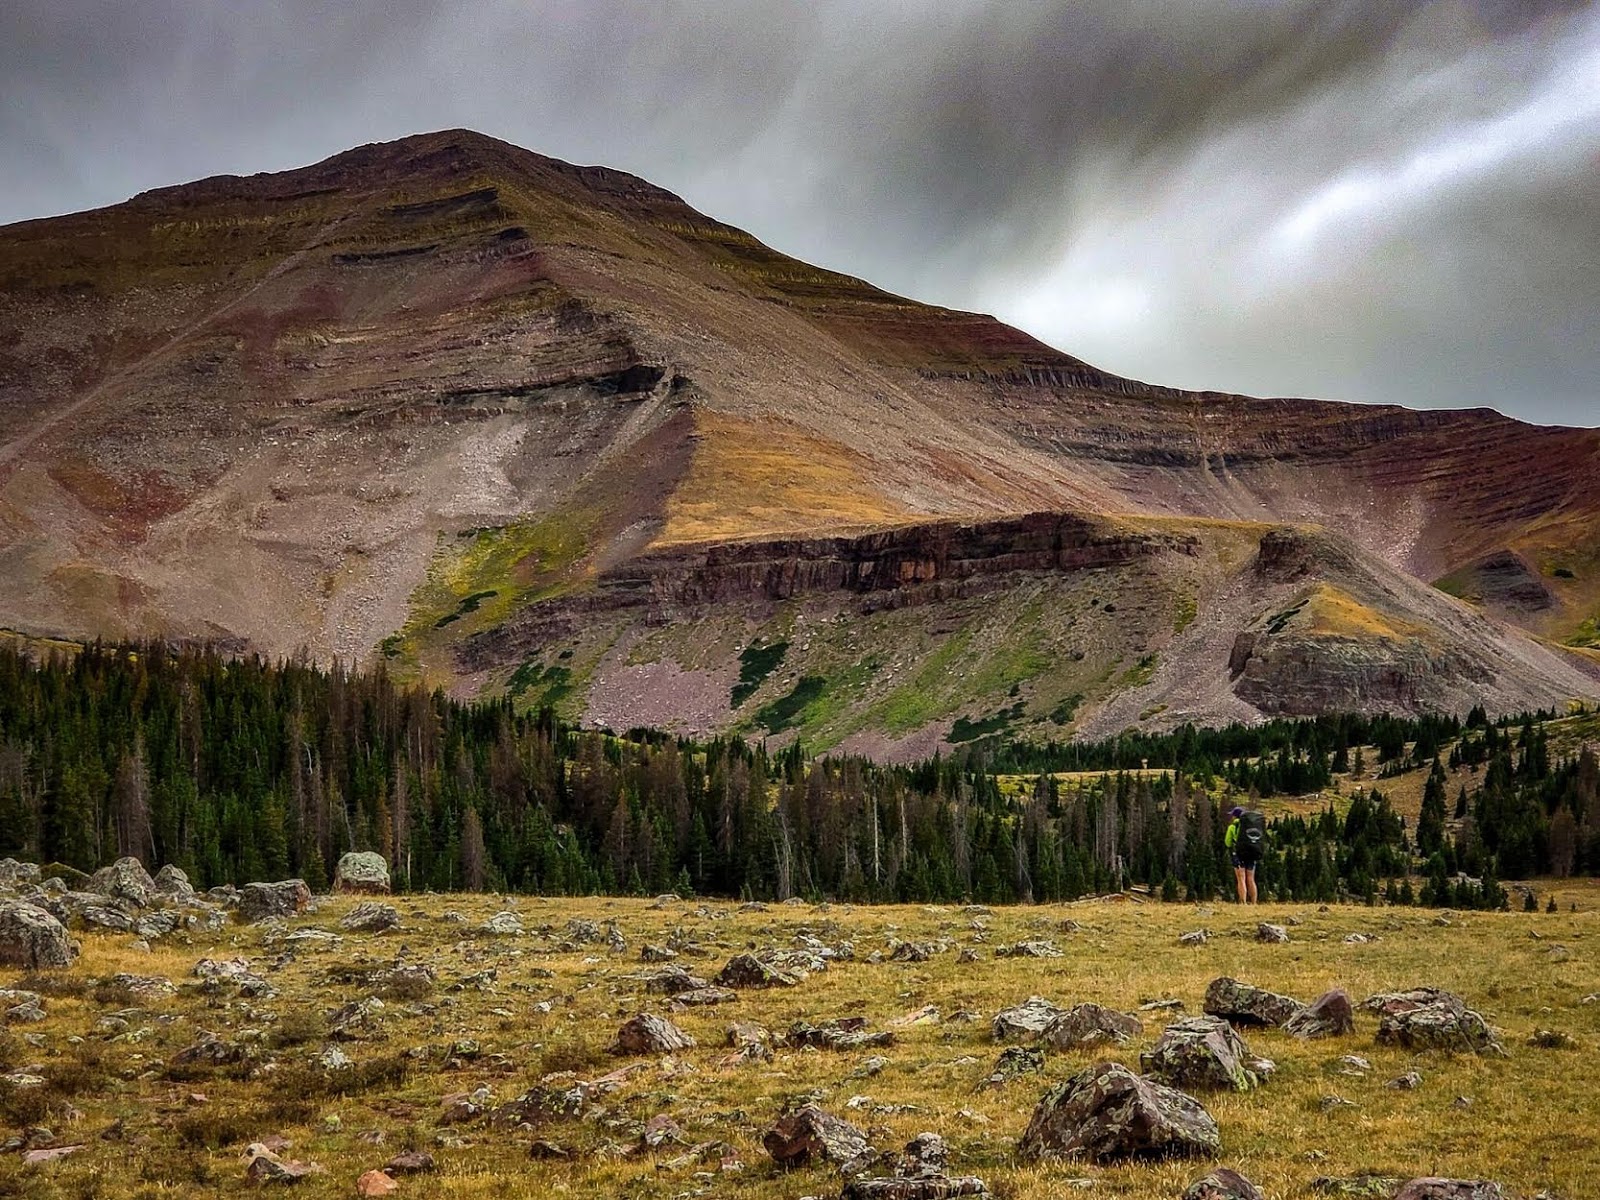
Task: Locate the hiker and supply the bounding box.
[1225,805,1264,904]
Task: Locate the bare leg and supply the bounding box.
[1246,868,1258,904]
[1235,866,1248,904]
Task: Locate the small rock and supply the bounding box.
[1387,1072,1423,1090]
[340,902,399,933]
[1286,989,1356,1039]
[1256,923,1289,944]
[1184,1168,1266,1200]
[715,953,799,989]
[383,1151,435,1175]
[357,1168,399,1196]
[763,1104,871,1170]
[1203,977,1303,1027]
[1393,1181,1505,1200]
[1041,1003,1142,1049]
[992,996,1065,1043]
[611,1013,696,1055]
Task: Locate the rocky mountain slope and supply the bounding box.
[1,129,1596,748]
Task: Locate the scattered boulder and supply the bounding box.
[1140,1016,1268,1092]
[0,859,41,888]
[1387,1071,1423,1090]
[786,1017,894,1051]
[153,864,194,898]
[1368,989,1502,1055]
[843,1132,989,1199]
[715,953,800,989]
[339,902,400,933]
[1393,1182,1504,1200]
[639,942,677,963]
[1018,1060,1220,1163]
[1041,1003,1142,1050]
[356,1169,399,1196]
[469,910,518,937]
[763,1103,871,1171]
[88,857,159,908]
[611,1013,696,1055]
[1527,1029,1576,1049]
[238,880,311,923]
[995,940,1063,959]
[890,940,937,963]
[1256,923,1290,944]
[244,1143,325,1183]
[671,986,737,1007]
[1285,989,1355,1039]
[1184,1168,1266,1200]
[383,1151,435,1175]
[1179,929,1210,946]
[981,1045,1044,1089]
[0,901,77,968]
[334,852,391,895]
[1203,977,1303,1027]
[637,965,707,996]
[992,996,1065,1043]
[170,1034,245,1068]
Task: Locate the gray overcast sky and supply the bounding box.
[4,1,1598,426]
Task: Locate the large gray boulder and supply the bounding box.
[238,879,311,923]
[1140,1016,1269,1092]
[1018,1061,1220,1163]
[333,852,390,895]
[1203,977,1303,1027]
[0,859,41,889]
[0,901,77,968]
[993,996,1066,1043]
[88,857,159,908]
[154,864,195,898]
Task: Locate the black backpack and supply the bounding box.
[1238,811,1266,861]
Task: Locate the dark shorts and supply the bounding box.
[1232,854,1257,872]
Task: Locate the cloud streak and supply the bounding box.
[1,0,1596,425]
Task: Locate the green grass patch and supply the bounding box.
[1119,653,1159,689]
[755,676,828,733]
[1264,601,1308,636]
[731,640,788,708]
[1173,591,1198,634]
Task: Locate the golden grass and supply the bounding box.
[1299,585,1421,641]
[2,890,1597,1199]
[654,411,916,546]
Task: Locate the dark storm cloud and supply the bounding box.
[2,1,1596,425]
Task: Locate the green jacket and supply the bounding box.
[1225,819,1239,849]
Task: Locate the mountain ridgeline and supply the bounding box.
[2,645,1596,907]
[1,129,1598,750]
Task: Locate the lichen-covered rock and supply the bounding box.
[334,852,390,894]
[995,940,1063,959]
[637,965,707,995]
[238,879,311,923]
[715,953,800,989]
[1256,923,1290,944]
[1369,989,1502,1055]
[1140,1016,1267,1092]
[1393,1181,1504,1200]
[479,911,523,936]
[1184,1168,1265,1200]
[1018,1060,1220,1163]
[340,902,400,933]
[153,864,195,898]
[0,900,77,968]
[763,1103,871,1170]
[1285,988,1355,1038]
[1203,977,1303,1027]
[981,1045,1044,1089]
[611,1013,696,1055]
[0,859,41,888]
[88,858,159,908]
[786,1017,894,1051]
[992,996,1065,1043]
[1041,1003,1143,1049]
